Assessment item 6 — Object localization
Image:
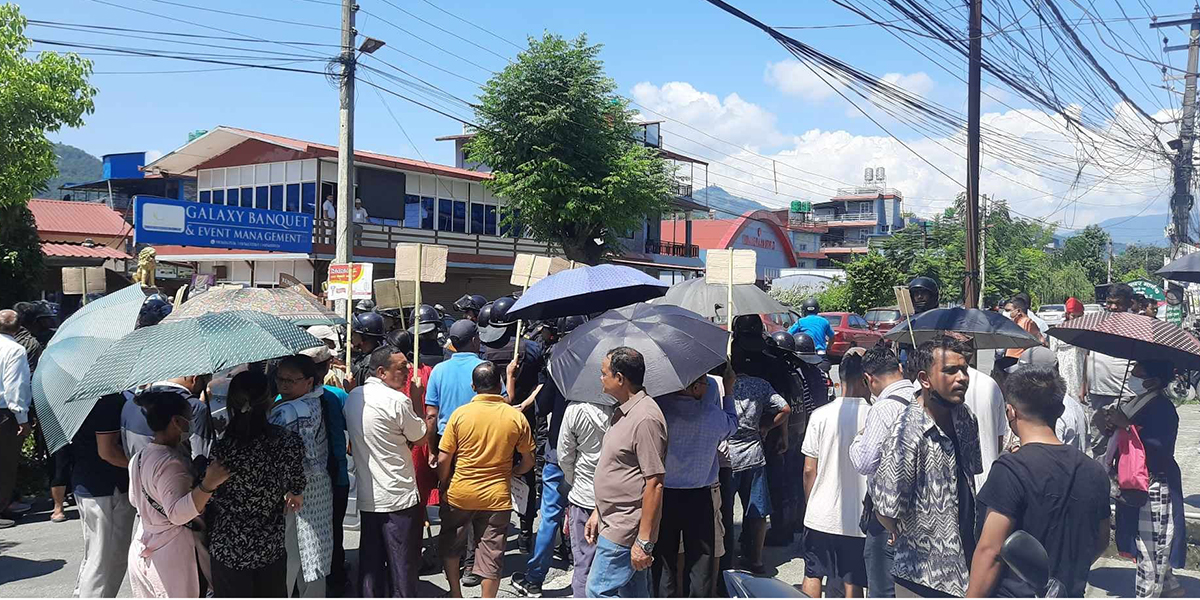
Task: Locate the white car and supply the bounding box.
[1038,304,1066,326]
[1084,303,1103,314]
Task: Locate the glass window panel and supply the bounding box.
[226,188,239,206]
[485,205,497,235]
[269,162,285,184]
[301,159,317,181]
[211,168,226,188]
[470,203,484,234]
[241,187,254,208]
[226,167,240,187]
[212,189,225,205]
[199,190,211,203]
[405,194,422,228]
[285,161,301,183]
[240,166,255,185]
[421,197,435,230]
[301,182,316,215]
[198,170,212,189]
[285,183,301,212]
[256,186,269,209]
[453,200,467,233]
[255,164,270,185]
[438,199,453,231]
[269,185,284,212]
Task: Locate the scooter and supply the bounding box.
[722,530,1060,598]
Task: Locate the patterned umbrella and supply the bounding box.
[657,276,791,323]
[507,264,669,321]
[165,286,342,326]
[68,310,323,405]
[1046,311,1200,370]
[549,303,729,400]
[33,284,150,454]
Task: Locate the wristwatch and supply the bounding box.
[636,538,655,554]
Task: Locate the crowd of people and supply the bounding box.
[0,279,1190,599]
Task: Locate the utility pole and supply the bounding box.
[963,0,983,308]
[334,0,357,314]
[979,194,987,308]
[1107,239,1114,283]
[1153,10,1200,258]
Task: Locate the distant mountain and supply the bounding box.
[41,143,102,198]
[1090,213,1169,248]
[691,186,773,219]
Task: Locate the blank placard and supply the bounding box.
[395,244,449,283]
[705,249,757,285]
[374,278,417,308]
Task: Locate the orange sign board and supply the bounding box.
[327,262,373,300]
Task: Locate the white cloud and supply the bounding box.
[881,72,935,98]
[763,59,837,102]
[629,78,1170,228]
[144,149,164,164]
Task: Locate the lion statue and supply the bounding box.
[133,247,157,288]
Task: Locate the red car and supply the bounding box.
[818,312,885,360]
[864,306,903,333]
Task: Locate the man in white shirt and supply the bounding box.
[322,194,336,220]
[558,395,614,598]
[0,310,32,530]
[802,350,871,598]
[962,341,1008,490]
[353,198,370,223]
[343,346,427,597]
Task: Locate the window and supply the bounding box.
[404,194,421,228]
[199,190,211,204]
[822,314,843,327]
[226,188,239,206]
[241,187,254,208]
[256,186,269,209]
[421,197,435,229]
[470,203,485,234]
[438,198,453,231]
[285,183,301,213]
[269,185,284,212]
[212,189,225,205]
[849,315,868,329]
[500,207,524,238]
[484,205,497,235]
[452,200,467,233]
[301,182,316,216]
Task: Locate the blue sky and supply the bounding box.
[22,0,1189,229]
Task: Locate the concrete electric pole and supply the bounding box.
[335,0,357,313]
[1153,10,1200,257]
[964,0,983,308]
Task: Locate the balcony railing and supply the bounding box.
[671,181,693,198]
[821,238,870,248]
[312,219,550,257]
[645,239,700,258]
[810,211,877,223]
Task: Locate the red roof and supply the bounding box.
[41,242,130,259]
[220,126,492,182]
[661,210,796,268]
[28,199,132,237]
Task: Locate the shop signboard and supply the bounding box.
[133,195,313,253]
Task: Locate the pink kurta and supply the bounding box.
[127,443,209,598]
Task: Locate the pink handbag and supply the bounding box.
[1116,426,1151,493]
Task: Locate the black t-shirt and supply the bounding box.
[72,393,130,498]
[976,443,1111,597]
[949,429,977,564]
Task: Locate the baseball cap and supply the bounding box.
[448,319,478,346]
[300,344,334,364]
[1006,345,1058,373]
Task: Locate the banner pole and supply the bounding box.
[345,264,353,372]
[413,244,423,386]
[727,253,735,359]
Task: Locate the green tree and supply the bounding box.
[1,4,96,206]
[1028,262,1095,305]
[841,252,906,315]
[1058,225,1111,285]
[1113,244,1169,285]
[467,33,672,264]
[0,203,43,307]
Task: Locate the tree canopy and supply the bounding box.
[0,4,96,208]
[467,32,673,264]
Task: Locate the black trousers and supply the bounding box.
[359,505,424,597]
[211,555,288,598]
[652,487,716,598]
[329,484,350,592]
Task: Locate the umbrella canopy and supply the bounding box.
[1046,311,1200,370]
[657,277,791,323]
[883,307,1043,350]
[549,303,729,401]
[33,284,150,454]
[165,286,342,326]
[68,310,323,404]
[507,264,669,321]
[1156,252,1200,284]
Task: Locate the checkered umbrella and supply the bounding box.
[165,286,342,326]
[67,310,323,405]
[33,284,150,454]
[1046,311,1200,370]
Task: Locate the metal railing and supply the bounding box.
[312,219,550,257]
[671,181,693,198]
[810,212,877,223]
[821,238,870,248]
[646,239,700,257]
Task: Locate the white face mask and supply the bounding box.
[1128,376,1149,396]
[1002,310,1013,320]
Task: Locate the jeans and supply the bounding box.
[863,521,895,598]
[586,536,650,598]
[212,556,287,597]
[74,493,136,598]
[525,462,568,584]
[329,484,350,593]
[652,487,715,598]
[718,467,735,575]
[359,505,423,598]
[569,504,598,598]
[729,466,771,519]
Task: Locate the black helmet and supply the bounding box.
[352,311,386,338]
[453,294,487,313]
[137,294,173,328]
[556,315,588,336]
[409,304,441,336]
[793,332,817,354]
[354,299,376,314]
[907,276,940,313]
[801,298,820,315]
[477,302,494,328]
[769,330,796,352]
[488,295,518,327]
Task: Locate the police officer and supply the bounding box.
[408,304,450,368]
[453,294,488,323]
[791,333,831,411]
[478,296,518,363]
[354,298,376,315]
[348,311,386,387]
[899,276,941,376]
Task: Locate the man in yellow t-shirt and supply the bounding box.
[437,361,535,598]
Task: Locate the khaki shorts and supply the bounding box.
[711,483,725,558]
[438,504,511,580]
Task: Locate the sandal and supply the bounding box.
[50,513,68,523]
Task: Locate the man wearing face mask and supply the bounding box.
[1083,283,1136,461]
[869,335,981,598]
[966,366,1110,598]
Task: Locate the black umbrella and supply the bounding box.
[1156,252,1200,284]
[549,303,729,400]
[883,307,1043,349]
[1046,311,1200,370]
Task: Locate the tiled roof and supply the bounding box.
[41,242,130,259]
[28,199,132,237]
